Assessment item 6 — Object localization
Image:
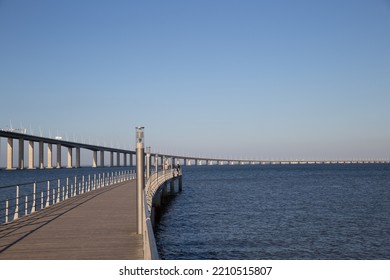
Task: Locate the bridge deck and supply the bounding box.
[0,180,143,259]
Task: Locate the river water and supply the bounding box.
[1,164,389,259]
[155,164,390,259]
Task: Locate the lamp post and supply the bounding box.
[146,146,151,180]
[136,127,145,235]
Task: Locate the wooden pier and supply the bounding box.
[0,180,143,260]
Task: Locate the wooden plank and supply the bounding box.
[0,180,143,260]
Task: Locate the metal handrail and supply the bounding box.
[143,168,182,260]
[0,170,134,190]
[0,170,136,224]
[143,192,159,260]
[145,170,176,211]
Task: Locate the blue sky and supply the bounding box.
[1,0,390,160]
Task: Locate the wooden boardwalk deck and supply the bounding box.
[0,180,143,260]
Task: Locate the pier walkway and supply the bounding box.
[0,180,143,259]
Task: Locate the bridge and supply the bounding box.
[1,130,389,169]
[0,128,183,260]
[0,128,389,260]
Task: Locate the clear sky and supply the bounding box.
[1,0,389,161]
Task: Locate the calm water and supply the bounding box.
[155,164,390,260]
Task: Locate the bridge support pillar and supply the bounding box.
[39,141,44,169]
[92,151,97,168]
[47,143,53,168]
[67,147,73,168]
[18,138,24,169]
[130,153,133,166]
[100,150,104,167]
[7,138,14,170]
[124,153,127,166]
[110,151,114,167]
[161,182,168,204]
[28,141,34,169]
[56,143,61,168]
[170,180,175,194]
[117,152,120,166]
[76,148,80,168]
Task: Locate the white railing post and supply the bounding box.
[73,176,77,197]
[31,182,36,213]
[57,179,60,203]
[5,200,9,223]
[46,181,50,207]
[41,191,44,209]
[66,177,69,200]
[25,195,28,216]
[14,185,19,221]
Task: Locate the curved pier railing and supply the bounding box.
[0,170,136,225]
[143,169,182,260]
[145,170,178,211]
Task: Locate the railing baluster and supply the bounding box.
[46,181,50,207]
[57,179,60,203]
[5,200,9,223]
[1,169,147,225]
[32,182,36,213]
[66,177,69,200]
[74,176,77,197]
[25,195,28,216]
[14,185,19,221]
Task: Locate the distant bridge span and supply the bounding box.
[1,130,389,170]
[0,128,389,260]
